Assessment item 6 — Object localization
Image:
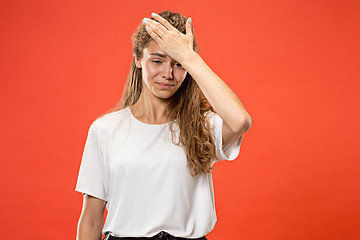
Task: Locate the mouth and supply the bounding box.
[157,82,174,89]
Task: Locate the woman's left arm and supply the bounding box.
[144,13,251,145]
[181,52,252,145]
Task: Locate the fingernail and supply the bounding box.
[142,18,148,24]
[151,12,157,17]
[189,17,192,23]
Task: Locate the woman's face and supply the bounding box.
[135,40,188,99]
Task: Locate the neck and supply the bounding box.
[130,88,172,124]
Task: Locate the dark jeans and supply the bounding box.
[104,231,207,240]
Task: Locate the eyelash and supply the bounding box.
[152,60,182,67]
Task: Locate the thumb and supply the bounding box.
[186,17,193,37]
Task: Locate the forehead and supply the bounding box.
[143,40,169,58]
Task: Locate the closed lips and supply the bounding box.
[157,83,174,86]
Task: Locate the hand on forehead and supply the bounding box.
[142,12,194,64]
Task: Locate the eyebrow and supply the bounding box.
[150,52,167,58]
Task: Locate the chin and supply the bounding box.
[155,91,176,99]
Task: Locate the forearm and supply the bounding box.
[76,217,104,240]
[181,51,251,132]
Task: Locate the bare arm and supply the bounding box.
[181,52,252,145]
[143,14,251,146]
[76,194,107,240]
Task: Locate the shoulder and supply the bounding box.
[204,110,218,118]
[90,107,130,136]
[204,110,221,125]
[202,110,222,134]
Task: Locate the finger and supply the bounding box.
[151,12,177,32]
[186,17,193,37]
[143,17,166,39]
[147,19,167,37]
[145,25,163,44]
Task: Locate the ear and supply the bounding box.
[134,57,142,69]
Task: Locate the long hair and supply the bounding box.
[100,10,219,177]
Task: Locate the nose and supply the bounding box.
[162,63,173,79]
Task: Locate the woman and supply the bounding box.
[75,10,251,240]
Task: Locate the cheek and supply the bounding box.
[143,64,158,80]
[175,70,188,83]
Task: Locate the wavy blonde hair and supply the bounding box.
[100,10,219,177]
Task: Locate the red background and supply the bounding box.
[1,0,359,239]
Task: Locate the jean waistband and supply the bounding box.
[105,231,207,240]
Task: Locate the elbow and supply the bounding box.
[234,114,252,134]
[77,217,104,240]
[244,115,252,131]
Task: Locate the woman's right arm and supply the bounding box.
[76,194,107,240]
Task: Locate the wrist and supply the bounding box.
[180,50,200,69]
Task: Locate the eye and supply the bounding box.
[175,63,183,68]
[152,60,162,64]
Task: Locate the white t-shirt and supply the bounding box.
[75,106,242,238]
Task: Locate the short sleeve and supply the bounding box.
[206,111,242,162]
[75,120,109,201]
